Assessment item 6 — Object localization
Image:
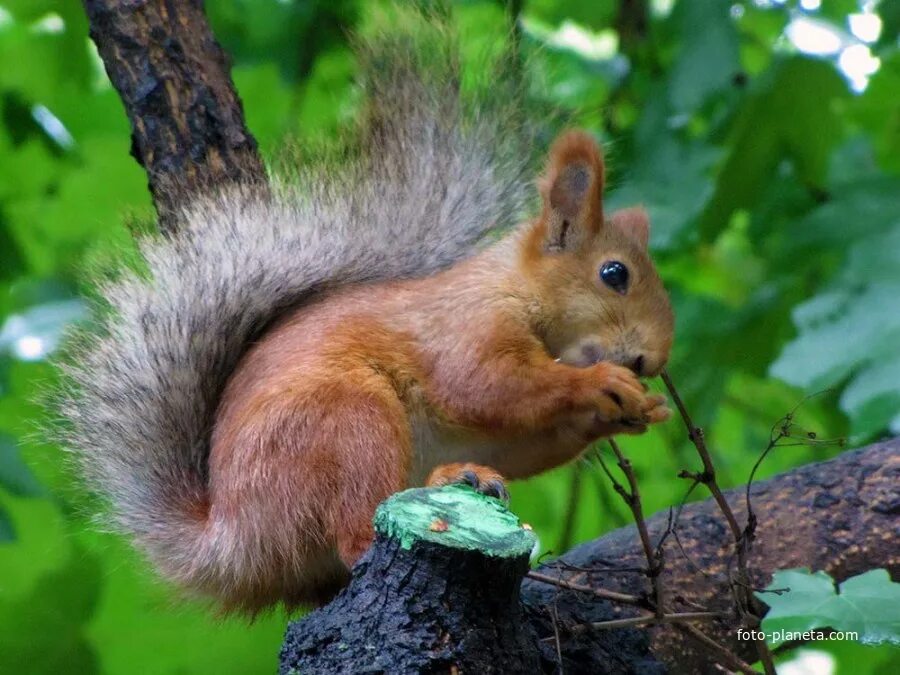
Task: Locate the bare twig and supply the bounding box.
[660,370,743,541]
[660,369,776,675]
[587,464,630,527]
[606,438,666,617]
[668,476,715,578]
[674,623,761,675]
[551,610,564,674]
[563,611,727,634]
[526,571,647,607]
[549,585,565,675]
[744,394,844,519]
[529,440,896,671]
[541,558,647,576]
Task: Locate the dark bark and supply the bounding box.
[282,441,898,674]
[280,533,541,674]
[83,0,268,232]
[280,486,542,674]
[521,439,899,673]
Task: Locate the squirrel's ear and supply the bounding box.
[538,130,605,253]
[609,206,650,249]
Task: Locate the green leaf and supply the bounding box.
[878,0,900,49]
[851,53,900,172]
[786,641,900,675]
[208,0,356,84]
[291,46,358,142]
[0,214,26,281]
[232,62,294,149]
[0,298,85,362]
[0,504,14,541]
[734,3,789,76]
[758,568,900,648]
[5,135,150,274]
[836,220,900,285]
[839,356,900,438]
[786,178,900,252]
[836,570,900,646]
[0,433,45,497]
[818,0,860,24]
[607,86,721,250]
[771,282,900,390]
[771,215,900,438]
[668,0,740,112]
[701,57,849,239]
[0,545,101,674]
[523,0,617,28]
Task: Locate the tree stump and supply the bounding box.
[279,485,541,674]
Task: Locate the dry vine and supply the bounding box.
[527,371,846,673]
[660,369,777,675]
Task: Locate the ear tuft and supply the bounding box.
[610,206,650,249]
[539,130,605,252]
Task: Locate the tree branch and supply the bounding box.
[83,0,268,232]
[522,439,900,672]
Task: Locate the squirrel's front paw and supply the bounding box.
[584,363,671,428]
[426,463,509,501]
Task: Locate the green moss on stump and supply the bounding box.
[281,484,543,672]
[373,484,537,558]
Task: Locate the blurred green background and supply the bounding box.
[0,0,898,673]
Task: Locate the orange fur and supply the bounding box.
[207,129,675,609]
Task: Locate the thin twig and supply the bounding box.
[674,623,761,675]
[607,438,666,617]
[588,464,630,527]
[550,589,564,675]
[526,571,647,607]
[660,369,776,675]
[590,446,625,493]
[541,559,647,576]
[669,476,715,578]
[745,403,843,519]
[660,370,742,541]
[565,611,726,634]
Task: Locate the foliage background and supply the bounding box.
[0,0,898,672]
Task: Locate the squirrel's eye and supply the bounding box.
[599,260,629,294]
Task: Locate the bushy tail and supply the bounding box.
[55,7,533,601]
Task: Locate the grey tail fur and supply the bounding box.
[53,8,534,603]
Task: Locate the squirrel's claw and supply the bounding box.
[427,463,509,502]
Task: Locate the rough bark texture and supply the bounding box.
[280,442,897,674]
[83,0,268,231]
[280,534,541,674]
[280,486,542,674]
[521,439,899,673]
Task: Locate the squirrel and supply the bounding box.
[57,13,674,613]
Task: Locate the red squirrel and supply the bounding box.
[59,32,673,613]
[218,131,672,610]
